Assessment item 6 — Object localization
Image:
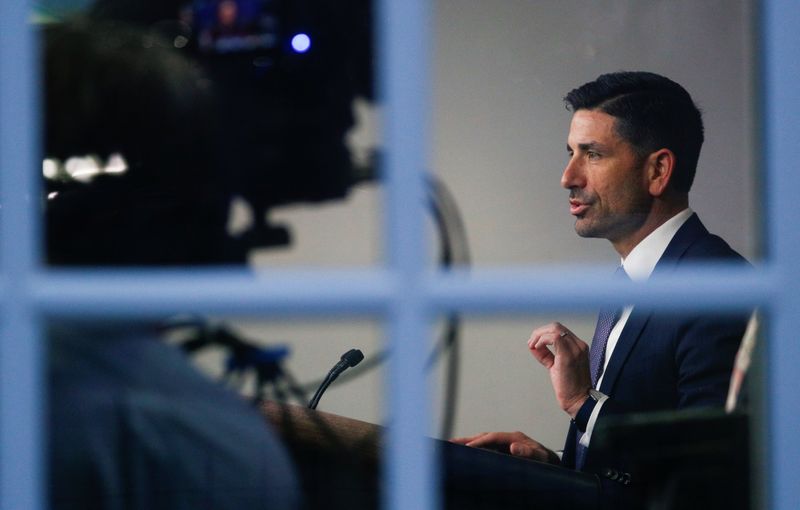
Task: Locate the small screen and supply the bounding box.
[181,0,279,54]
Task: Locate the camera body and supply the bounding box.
[42,0,374,263]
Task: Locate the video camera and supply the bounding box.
[42,0,374,261]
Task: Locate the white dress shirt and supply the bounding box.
[579,208,694,447]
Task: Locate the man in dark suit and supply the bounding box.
[453,72,748,484]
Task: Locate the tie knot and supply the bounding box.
[614,266,629,281]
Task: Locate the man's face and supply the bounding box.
[562,109,652,248]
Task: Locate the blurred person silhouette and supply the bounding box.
[41,0,373,507]
[43,20,300,509]
[45,0,374,264]
[44,22,239,266]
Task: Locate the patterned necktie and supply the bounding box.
[576,266,628,470]
[588,266,629,387]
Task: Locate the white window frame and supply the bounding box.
[1,1,798,509]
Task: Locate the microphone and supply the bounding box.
[308,348,364,410]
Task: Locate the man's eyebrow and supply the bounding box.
[577,141,604,151]
[567,141,607,153]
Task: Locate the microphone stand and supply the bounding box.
[308,349,364,410]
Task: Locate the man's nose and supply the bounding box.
[561,158,584,189]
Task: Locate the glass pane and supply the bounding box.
[48,316,384,508]
[47,317,303,508]
[40,0,380,268]
[446,310,758,509]
[431,0,760,267]
[179,317,386,508]
[445,315,596,447]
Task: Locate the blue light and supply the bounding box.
[290,33,311,53]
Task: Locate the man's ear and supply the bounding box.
[646,149,675,197]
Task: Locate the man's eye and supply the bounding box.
[587,151,600,159]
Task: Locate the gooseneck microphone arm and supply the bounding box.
[308,349,364,410]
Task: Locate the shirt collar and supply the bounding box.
[622,208,693,282]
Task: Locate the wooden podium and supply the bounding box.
[263,402,601,509]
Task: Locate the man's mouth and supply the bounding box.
[569,200,589,216]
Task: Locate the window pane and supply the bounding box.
[41,0,380,268]
[48,317,384,508]
[432,0,760,267]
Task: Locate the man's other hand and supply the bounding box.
[450,431,560,464]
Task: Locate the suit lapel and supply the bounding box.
[598,214,708,395]
[598,310,650,394]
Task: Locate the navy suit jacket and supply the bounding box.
[561,214,749,477]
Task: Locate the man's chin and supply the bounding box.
[573,219,603,239]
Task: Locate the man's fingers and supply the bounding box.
[529,328,573,368]
[534,329,584,356]
[449,433,486,445]
[529,340,555,367]
[463,433,499,448]
[509,441,549,462]
[509,442,532,458]
[460,432,513,451]
[529,325,572,349]
[455,431,553,461]
[538,331,565,351]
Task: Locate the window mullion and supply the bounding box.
[0,0,43,508]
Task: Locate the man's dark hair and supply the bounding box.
[564,71,704,193]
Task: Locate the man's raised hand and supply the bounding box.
[528,322,592,418]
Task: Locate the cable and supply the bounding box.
[425,175,470,438]
[291,175,470,438]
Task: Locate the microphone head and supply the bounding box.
[340,348,364,367]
